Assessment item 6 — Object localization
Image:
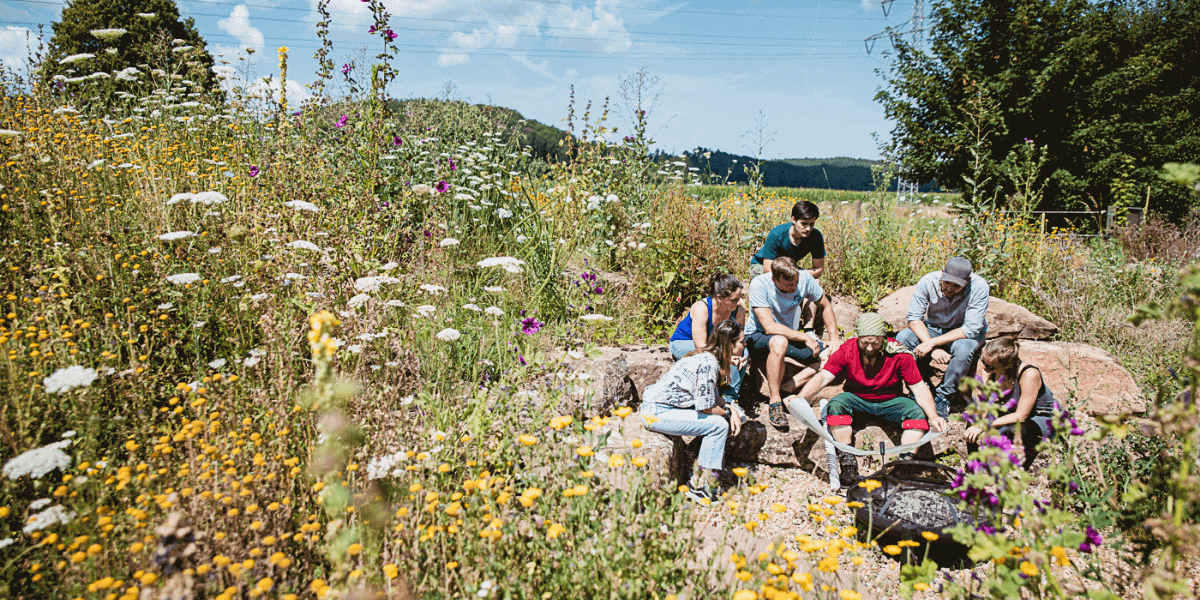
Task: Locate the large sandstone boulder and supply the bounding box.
[559,344,673,414]
[877,286,1059,340]
[1016,341,1145,416]
[830,295,862,338]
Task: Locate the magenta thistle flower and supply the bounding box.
[341,63,352,75]
[248,165,260,177]
[368,25,376,33]
[435,180,450,193]
[336,114,348,128]
[385,29,398,40]
[392,135,403,146]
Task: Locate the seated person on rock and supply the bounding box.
[791,312,948,483]
[967,337,1066,470]
[895,256,989,418]
[642,319,747,505]
[750,199,825,278]
[668,273,748,405]
[745,256,841,428]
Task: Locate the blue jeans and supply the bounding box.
[641,402,730,470]
[668,340,747,404]
[895,325,986,417]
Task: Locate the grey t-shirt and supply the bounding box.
[745,272,824,336]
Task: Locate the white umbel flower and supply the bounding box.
[484,306,504,317]
[415,305,437,318]
[43,366,97,394]
[579,314,614,323]
[167,273,202,286]
[435,328,462,342]
[3,440,72,480]
[90,28,127,42]
[158,231,196,241]
[462,303,482,312]
[484,286,505,293]
[286,240,321,252]
[284,200,320,212]
[439,238,460,247]
[23,504,75,533]
[191,191,228,205]
[477,257,524,274]
[354,276,400,293]
[420,284,446,295]
[59,53,95,64]
[347,293,371,309]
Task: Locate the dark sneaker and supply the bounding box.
[838,452,860,485]
[684,486,716,506]
[896,452,916,462]
[684,473,718,506]
[769,402,788,428]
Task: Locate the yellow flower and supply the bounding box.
[823,496,842,506]
[898,540,920,548]
[732,467,749,477]
[632,439,643,448]
[256,578,274,592]
[1050,546,1070,567]
[1020,561,1038,577]
[851,556,864,565]
[744,521,758,532]
[817,556,838,572]
[547,522,565,539]
[384,564,399,579]
[346,543,362,556]
[607,454,626,467]
[518,434,538,446]
[858,479,882,492]
[793,571,814,591]
[576,446,594,457]
[771,502,787,513]
[839,526,857,537]
[139,573,157,585]
[631,457,648,468]
[921,531,939,542]
[883,545,901,556]
[736,570,752,582]
[732,590,757,600]
[840,591,862,600]
[549,415,573,430]
[913,583,929,591]
[642,414,660,425]
[613,406,633,418]
[447,561,459,569]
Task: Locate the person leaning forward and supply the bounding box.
[749,200,825,279]
[745,256,841,428]
[790,312,948,484]
[894,257,990,418]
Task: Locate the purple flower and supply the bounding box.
[520,317,544,335]
[392,135,403,146]
[385,29,398,40]
[435,180,450,194]
[368,25,376,33]
[248,165,260,178]
[1068,480,1079,493]
[448,158,458,171]
[518,355,527,366]
[593,286,604,294]
[342,63,352,75]
[335,114,348,128]
[1079,526,1103,553]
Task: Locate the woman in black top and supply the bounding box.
[966,337,1062,469]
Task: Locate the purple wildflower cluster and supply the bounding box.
[1079,525,1103,553]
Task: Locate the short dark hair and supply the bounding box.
[791,200,819,221]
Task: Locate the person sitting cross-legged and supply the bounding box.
[895,256,990,418]
[745,256,841,428]
[668,272,748,405]
[790,312,948,483]
[643,319,747,505]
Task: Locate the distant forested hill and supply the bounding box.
[683,149,942,192]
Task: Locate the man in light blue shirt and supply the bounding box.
[745,257,841,427]
[895,256,990,417]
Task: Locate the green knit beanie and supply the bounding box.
[855,312,888,337]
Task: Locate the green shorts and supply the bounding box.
[825,392,929,430]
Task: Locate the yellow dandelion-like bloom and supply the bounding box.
[631,457,648,468]
[1020,561,1038,577]
[612,406,633,418]
[771,503,787,513]
[817,556,838,572]
[883,545,902,556]
[384,564,399,579]
[732,590,757,600]
[744,521,758,532]
[921,531,939,542]
[607,454,625,467]
[346,543,363,556]
[840,591,862,600]
[576,446,594,457]
[518,434,538,446]
[732,467,749,477]
[913,583,930,591]
[1050,546,1070,567]
[793,571,814,591]
[547,522,565,539]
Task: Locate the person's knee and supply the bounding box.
[768,335,789,355]
[950,337,979,358]
[895,328,919,348]
[709,416,730,436]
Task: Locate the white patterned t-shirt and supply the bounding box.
[643,352,719,411]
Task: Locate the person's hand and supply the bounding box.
[964,424,984,442]
[931,416,949,433]
[914,340,938,357]
[930,348,952,365]
[731,354,748,370]
[803,334,820,355]
[730,411,743,436]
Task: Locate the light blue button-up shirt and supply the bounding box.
[905,271,989,339]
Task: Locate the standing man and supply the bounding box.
[895,257,989,418]
[791,312,948,483]
[751,200,825,279]
[745,257,841,427]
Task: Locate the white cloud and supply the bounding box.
[861,0,883,11]
[247,77,311,109]
[0,26,37,71]
[219,5,265,54]
[437,52,470,66]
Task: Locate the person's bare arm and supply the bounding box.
[797,369,835,400]
[817,294,840,344]
[753,306,812,344]
[908,319,966,358]
[689,300,710,348]
[761,258,774,275]
[991,370,1041,429]
[911,381,948,431]
[809,257,825,279]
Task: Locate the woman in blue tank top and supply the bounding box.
[967,337,1066,469]
[669,273,748,404]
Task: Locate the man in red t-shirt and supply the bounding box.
[791,312,947,482]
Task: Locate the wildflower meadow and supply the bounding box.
[1,26,1199,600]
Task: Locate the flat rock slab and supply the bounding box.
[1017,341,1145,416]
[876,286,1059,340]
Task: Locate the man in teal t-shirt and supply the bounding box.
[750,200,825,279]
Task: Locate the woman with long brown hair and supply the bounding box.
[967,337,1064,469]
[643,318,747,504]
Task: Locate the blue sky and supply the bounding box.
[1,0,925,159]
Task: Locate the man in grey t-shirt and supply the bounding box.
[895,256,990,417]
[745,257,841,427]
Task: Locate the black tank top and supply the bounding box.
[1016,364,1058,417]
